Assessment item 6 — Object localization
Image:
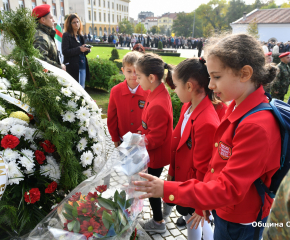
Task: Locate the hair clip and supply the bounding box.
[199,57,206,64]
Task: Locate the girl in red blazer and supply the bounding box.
[135,53,173,233]
[164,58,219,240]
[134,34,281,240]
[107,52,149,147]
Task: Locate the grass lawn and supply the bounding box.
[88,47,186,66]
[86,87,110,115]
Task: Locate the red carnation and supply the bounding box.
[77,202,93,216]
[95,185,107,193]
[1,135,20,149]
[35,150,46,164]
[45,181,57,194]
[24,188,41,204]
[41,140,55,153]
[69,192,81,202]
[80,218,100,235]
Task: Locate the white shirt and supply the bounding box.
[272,45,279,55]
[127,84,139,94]
[262,45,269,53]
[181,106,193,137]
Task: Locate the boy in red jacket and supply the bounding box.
[107,52,149,147]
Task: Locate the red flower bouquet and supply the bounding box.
[24,188,41,204]
[1,134,19,149]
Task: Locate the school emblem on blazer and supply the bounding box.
[218,141,232,160]
[142,120,148,130]
[138,100,146,109]
[186,136,192,150]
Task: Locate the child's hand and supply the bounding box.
[187,212,204,229]
[114,141,121,148]
[202,210,211,223]
[167,174,173,181]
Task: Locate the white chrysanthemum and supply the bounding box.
[80,151,93,167]
[10,124,26,138]
[77,137,87,152]
[68,100,78,109]
[91,143,102,155]
[90,103,99,111]
[2,148,20,162]
[61,87,72,97]
[76,107,90,122]
[74,96,80,102]
[69,87,82,96]
[24,168,35,176]
[0,77,11,88]
[56,96,61,101]
[19,77,28,88]
[62,111,76,123]
[83,168,92,178]
[85,119,90,128]
[90,117,101,129]
[0,82,7,90]
[2,117,28,127]
[78,126,87,135]
[0,106,6,116]
[40,156,61,181]
[0,123,9,135]
[93,156,103,172]
[88,125,97,139]
[81,99,86,106]
[19,156,35,171]
[7,161,24,185]
[24,128,36,142]
[58,77,71,87]
[30,143,38,151]
[21,149,34,159]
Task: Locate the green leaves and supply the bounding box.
[67,220,80,233]
[98,197,117,210]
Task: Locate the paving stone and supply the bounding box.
[165,236,176,240]
[161,229,171,237]
[151,234,164,240]
[169,228,181,237]
[166,222,176,229]
[143,206,151,213]
[143,213,151,219]
[181,229,188,236]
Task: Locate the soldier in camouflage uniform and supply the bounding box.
[263,170,290,239]
[270,52,290,101]
[32,4,65,70]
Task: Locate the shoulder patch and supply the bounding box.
[138,100,146,109]
[142,120,147,130]
[218,141,232,160]
[186,136,192,150]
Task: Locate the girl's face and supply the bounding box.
[172,72,192,103]
[207,55,245,103]
[71,17,80,32]
[136,67,151,91]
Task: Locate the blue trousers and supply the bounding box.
[79,69,86,88]
[212,211,267,240]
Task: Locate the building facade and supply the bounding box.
[143,17,158,32]
[138,11,153,21]
[157,12,177,31]
[230,8,290,43]
[0,0,69,27]
[69,0,130,37]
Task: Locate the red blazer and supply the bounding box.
[169,97,220,182]
[107,80,149,142]
[214,102,228,121]
[164,86,281,223]
[138,83,173,169]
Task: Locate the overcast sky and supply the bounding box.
[129,0,286,19]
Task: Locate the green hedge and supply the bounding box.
[113,60,123,70]
[168,88,182,128]
[87,58,119,90]
[90,43,116,47]
[158,53,181,57]
[108,73,125,91]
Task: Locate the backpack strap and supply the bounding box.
[234,102,272,240]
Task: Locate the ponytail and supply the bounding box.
[164,63,175,90]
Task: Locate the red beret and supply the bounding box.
[32,4,50,19]
[265,52,272,56]
[279,52,290,58]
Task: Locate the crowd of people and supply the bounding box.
[31,4,290,240]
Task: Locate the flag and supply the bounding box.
[55,16,63,64]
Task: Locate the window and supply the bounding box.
[94,0,96,5]
[104,13,106,22]
[108,1,109,8]
[112,3,114,9]
[31,2,36,9]
[117,4,118,10]
[122,5,123,11]
[94,11,96,21]
[112,14,114,22]
[103,0,105,7]
[61,6,64,16]
[88,0,90,4]
[18,0,24,8]
[52,5,56,15]
[99,12,101,22]
[99,0,101,6]
[108,13,110,22]
[3,0,9,11]
[88,10,91,20]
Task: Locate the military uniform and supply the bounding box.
[33,23,61,68]
[263,170,290,240]
[270,62,290,101]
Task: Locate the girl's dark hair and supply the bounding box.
[174,57,219,103]
[204,33,278,87]
[135,53,175,89]
[64,14,83,36]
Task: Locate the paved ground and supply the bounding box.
[103,119,190,240]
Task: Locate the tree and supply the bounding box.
[226,0,252,24]
[118,19,134,34]
[134,23,146,33]
[166,28,172,37]
[172,12,195,37]
[159,25,166,35]
[247,18,259,39]
[150,25,160,34]
[261,0,278,9]
[281,0,290,8]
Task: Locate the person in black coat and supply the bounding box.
[62,14,91,88]
[197,38,203,57]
